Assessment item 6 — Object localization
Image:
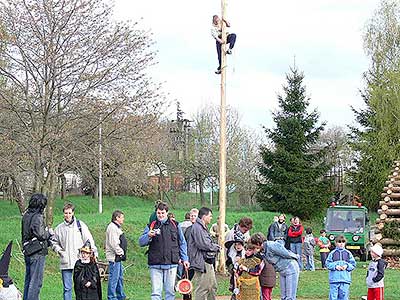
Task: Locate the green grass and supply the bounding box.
[0,195,399,300]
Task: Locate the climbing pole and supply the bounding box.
[217,0,227,273]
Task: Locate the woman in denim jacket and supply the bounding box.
[251,233,299,300]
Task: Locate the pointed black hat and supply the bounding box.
[0,241,13,287]
[79,240,92,253]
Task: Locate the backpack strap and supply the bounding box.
[170,219,178,229]
[77,219,83,239]
[149,220,157,230]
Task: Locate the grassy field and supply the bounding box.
[0,195,399,300]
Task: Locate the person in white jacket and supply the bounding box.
[52,203,98,300]
[106,210,127,300]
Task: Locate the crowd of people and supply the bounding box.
[0,193,388,300]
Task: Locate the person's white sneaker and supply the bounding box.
[226,48,232,54]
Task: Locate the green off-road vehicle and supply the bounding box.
[324,204,371,261]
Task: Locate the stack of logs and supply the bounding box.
[375,161,400,257]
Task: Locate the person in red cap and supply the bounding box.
[73,240,101,300]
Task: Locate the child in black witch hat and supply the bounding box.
[73,240,101,300]
[0,241,22,300]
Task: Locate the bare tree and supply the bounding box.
[0,0,162,224]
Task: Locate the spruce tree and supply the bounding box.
[257,68,330,219]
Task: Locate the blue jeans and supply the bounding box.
[149,267,177,300]
[61,269,73,300]
[107,261,126,300]
[320,252,329,268]
[290,243,303,270]
[329,282,350,300]
[23,254,46,300]
[216,33,237,69]
[305,255,315,271]
[279,260,299,300]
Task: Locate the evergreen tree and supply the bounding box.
[257,68,330,219]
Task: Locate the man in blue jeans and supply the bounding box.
[106,210,127,300]
[139,202,189,300]
[22,193,52,300]
[52,203,98,300]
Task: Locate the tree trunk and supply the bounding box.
[60,174,66,200]
[92,185,98,199]
[14,183,26,215]
[44,161,59,227]
[199,176,205,206]
[109,183,115,197]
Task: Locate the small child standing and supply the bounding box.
[326,235,356,300]
[73,240,102,300]
[318,229,331,269]
[248,233,276,300]
[225,240,245,293]
[235,243,265,300]
[303,227,316,271]
[366,244,387,300]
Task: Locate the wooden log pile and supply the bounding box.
[375,161,400,262]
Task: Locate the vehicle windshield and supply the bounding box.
[326,209,365,233]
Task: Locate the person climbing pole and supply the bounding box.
[211,15,237,74]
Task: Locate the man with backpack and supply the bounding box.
[52,203,98,300]
[22,193,52,300]
[139,202,189,300]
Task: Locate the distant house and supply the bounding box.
[147,165,185,193]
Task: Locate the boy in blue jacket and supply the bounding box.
[326,235,356,300]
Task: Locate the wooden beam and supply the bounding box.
[379,200,400,207]
[383,249,400,256]
[378,209,400,216]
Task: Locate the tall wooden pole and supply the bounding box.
[217,0,227,273]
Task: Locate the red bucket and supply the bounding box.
[176,278,192,295]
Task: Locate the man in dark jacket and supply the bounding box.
[188,207,220,300]
[21,193,52,300]
[139,202,189,300]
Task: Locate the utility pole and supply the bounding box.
[98,122,103,214]
[217,0,227,273]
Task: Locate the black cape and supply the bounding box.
[73,260,102,300]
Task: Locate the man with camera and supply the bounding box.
[21,193,52,300]
[139,202,189,300]
[187,207,220,300]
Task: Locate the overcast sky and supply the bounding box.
[113,0,381,132]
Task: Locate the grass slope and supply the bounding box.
[0,195,398,299]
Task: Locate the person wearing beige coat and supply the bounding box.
[106,210,127,300]
[52,203,97,300]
